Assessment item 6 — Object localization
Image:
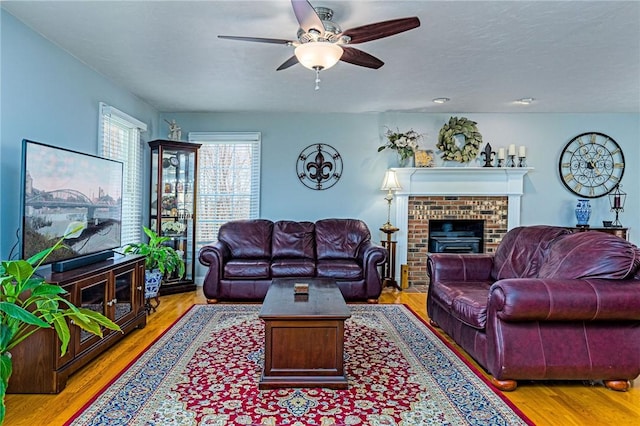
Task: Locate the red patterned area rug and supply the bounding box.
[66,304,533,425]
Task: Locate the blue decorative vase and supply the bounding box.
[575,199,592,226]
[145,269,163,299]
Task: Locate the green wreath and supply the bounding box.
[436,117,483,163]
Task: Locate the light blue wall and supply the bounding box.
[0,10,160,258]
[159,112,389,238]
[163,112,640,246]
[2,8,639,263]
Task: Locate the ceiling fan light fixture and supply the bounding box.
[294,41,343,71]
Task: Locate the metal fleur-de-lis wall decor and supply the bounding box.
[296,143,343,190]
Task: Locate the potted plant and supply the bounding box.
[0,231,120,425]
[123,226,185,310]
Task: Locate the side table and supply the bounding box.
[568,227,629,240]
[380,226,401,290]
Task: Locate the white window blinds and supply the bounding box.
[188,132,261,252]
[98,102,147,246]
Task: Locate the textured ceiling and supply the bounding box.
[3,0,639,113]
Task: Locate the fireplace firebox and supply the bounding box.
[428,220,484,254]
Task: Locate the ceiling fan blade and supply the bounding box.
[342,17,421,44]
[218,35,293,45]
[291,0,324,34]
[277,55,300,71]
[340,47,384,69]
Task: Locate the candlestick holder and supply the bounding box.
[507,154,516,167]
[612,206,624,227]
[518,156,527,167]
[497,158,505,168]
[608,184,626,227]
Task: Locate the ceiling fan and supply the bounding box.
[218,0,421,89]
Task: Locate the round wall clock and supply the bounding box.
[296,143,343,190]
[558,132,625,198]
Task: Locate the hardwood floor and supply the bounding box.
[5,288,639,425]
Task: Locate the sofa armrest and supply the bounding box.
[358,241,387,297]
[489,278,640,321]
[427,253,494,282]
[198,241,231,299]
[357,241,386,264]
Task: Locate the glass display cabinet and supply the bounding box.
[148,139,201,295]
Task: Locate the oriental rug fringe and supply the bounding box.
[66,304,533,426]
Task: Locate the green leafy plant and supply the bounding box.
[0,230,121,425]
[123,226,185,277]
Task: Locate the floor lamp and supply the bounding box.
[380,169,402,290]
[380,169,402,232]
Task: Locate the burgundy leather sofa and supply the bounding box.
[427,225,640,391]
[199,218,387,303]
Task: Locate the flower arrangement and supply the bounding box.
[161,221,186,235]
[378,127,423,160]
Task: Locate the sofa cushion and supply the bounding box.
[224,259,271,279]
[272,220,315,259]
[317,259,363,280]
[451,288,490,329]
[491,225,571,280]
[315,218,371,260]
[271,259,316,277]
[429,281,493,329]
[538,231,640,279]
[218,219,273,259]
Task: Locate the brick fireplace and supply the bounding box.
[391,167,531,287]
[406,196,508,286]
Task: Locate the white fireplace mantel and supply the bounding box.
[391,167,533,275]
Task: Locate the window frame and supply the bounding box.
[188,131,261,282]
[98,102,147,247]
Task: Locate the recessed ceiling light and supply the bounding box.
[432,97,450,104]
[515,97,535,105]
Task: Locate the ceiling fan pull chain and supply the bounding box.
[314,67,321,90]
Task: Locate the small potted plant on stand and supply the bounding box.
[123,226,185,313]
[0,231,120,425]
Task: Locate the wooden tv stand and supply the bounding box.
[7,254,147,394]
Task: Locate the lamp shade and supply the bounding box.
[294,42,343,70]
[381,169,402,191]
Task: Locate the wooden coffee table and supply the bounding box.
[258,278,351,390]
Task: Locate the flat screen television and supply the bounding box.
[21,140,123,271]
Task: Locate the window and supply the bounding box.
[98,102,147,246]
[188,132,261,253]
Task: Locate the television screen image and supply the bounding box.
[21,140,123,265]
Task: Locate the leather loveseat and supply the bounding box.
[199,218,387,303]
[427,225,640,391]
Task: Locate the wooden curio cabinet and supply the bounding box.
[148,139,201,295]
